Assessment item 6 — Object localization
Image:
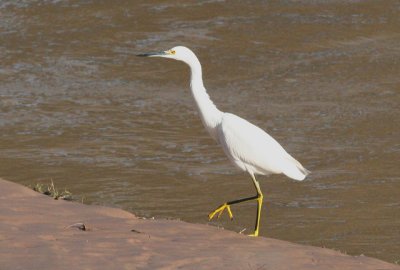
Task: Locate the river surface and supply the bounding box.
[1,0,399,264]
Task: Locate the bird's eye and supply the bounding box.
[170,50,176,55]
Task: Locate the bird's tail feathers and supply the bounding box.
[282,155,310,181]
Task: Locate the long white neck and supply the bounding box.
[186,56,223,142]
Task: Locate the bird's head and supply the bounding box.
[137,46,198,65]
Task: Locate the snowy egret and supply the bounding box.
[137,46,309,236]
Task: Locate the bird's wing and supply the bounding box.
[217,113,308,180]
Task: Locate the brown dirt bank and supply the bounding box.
[0,178,398,270]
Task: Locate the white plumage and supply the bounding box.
[218,113,309,181]
[138,46,309,236]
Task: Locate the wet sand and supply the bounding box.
[0,178,398,270]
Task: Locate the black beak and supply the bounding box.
[136,51,167,57]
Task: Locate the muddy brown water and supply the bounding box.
[1,0,399,264]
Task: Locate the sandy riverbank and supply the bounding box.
[0,178,398,270]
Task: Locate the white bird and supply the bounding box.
[137,46,309,236]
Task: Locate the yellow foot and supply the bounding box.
[248,231,259,237]
[239,228,259,237]
[208,203,233,220]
